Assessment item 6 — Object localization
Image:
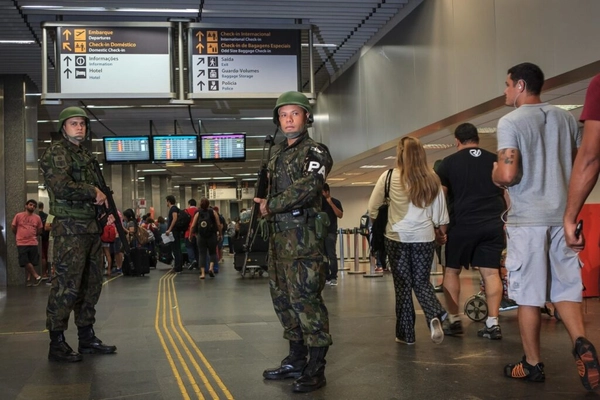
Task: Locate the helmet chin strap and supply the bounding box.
[279,126,307,140]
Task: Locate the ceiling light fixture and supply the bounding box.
[351,182,373,185]
[360,165,387,169]
[477,127,497,134]
[422,144,455,149]
[326,178,346,181]
[21,6,200,13]
[138,169,166,172]
[0,40,36,44]
[555,105,583,111]
[301,43,337,48]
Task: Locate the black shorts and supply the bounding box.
[18,245,39,267]
[445,225,505,269]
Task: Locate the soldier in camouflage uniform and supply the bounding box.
[40,106,116,362]
[254,91,333,393]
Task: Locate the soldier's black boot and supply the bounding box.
[292,346,328,393]
[77,325,117,354]
[263,340,308,380]
[48,331,82,362]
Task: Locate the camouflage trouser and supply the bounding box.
[46,234,103,332]
[268,225,332,348]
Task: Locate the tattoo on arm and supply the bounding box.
[499,149,516,165]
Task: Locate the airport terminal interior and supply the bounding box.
[2,0,600,399]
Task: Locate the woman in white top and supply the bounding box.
[368,136,450,345]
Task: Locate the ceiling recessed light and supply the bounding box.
[360,165,387,169]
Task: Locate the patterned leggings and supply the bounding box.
[385,238,446,343]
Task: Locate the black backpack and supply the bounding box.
[195,208,217,237]
[174,209,191,232]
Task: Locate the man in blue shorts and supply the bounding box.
[493,62,599,390]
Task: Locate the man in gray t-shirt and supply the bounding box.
[493,62,599,390]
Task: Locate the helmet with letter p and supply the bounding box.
[272,91,314,125]
[57,106,90,133]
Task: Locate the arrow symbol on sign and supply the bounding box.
[197,70,205,78]
[197,58,205,65]
[197,81,205,90]
[63,56,72,66]
[64,69,72,78]
[196,43,204,53]
[62,42,72,51]
[196,31,204,40]
[63,29,71,40]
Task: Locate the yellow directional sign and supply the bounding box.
[63,29,72,40]
[74,42,86,53]
[62,42,72,51]
[196,43,205,53]
[207,31,218,42]
[207,43,218,54]
[75,29,86,40]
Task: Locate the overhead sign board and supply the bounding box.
[189,28,300,97]
[57,26,172,97]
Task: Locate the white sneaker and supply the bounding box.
[329,279,338,286]
[430,317,444,344]
[325,280,331,285]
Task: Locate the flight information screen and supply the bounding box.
[200,134,246,162]
[152,135,198,162]
[103,136,152,163]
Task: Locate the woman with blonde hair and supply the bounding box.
[368,136,449,345]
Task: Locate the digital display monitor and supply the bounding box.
[103,136,152,163]
[152,135,199,162]
[200,133,246,162]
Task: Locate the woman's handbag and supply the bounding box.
[370,169,393,253]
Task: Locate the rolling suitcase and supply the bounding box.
[123,248,151,276]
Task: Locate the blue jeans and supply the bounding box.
[185,236,198,264]
[325,233,338,280]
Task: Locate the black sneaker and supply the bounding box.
[442,319,463,336]
[573,336,600,390]
[504,356,545,382]
[478,324,502,340]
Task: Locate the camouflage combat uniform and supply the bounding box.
[266,131,333,348]
[40,137,103,332]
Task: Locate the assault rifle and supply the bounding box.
[91,159,131,257]
[242,131,276,275]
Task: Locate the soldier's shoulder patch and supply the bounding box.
[309,145,325,154]
[53,155,67,168]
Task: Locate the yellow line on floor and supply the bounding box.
[163,273,205,399]
[0,329,48,335]
[169,275,235,400]
[155,272,192,400]
[102,274,122,286]
[167,274,220,400]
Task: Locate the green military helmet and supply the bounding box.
[57,106,89,132]
[272,91,314,125]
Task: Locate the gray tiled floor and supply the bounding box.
[1,256,599,399]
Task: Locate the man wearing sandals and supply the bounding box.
[493,62,599,390]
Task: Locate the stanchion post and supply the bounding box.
[338,228,349,271]
[348,228,366,275]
